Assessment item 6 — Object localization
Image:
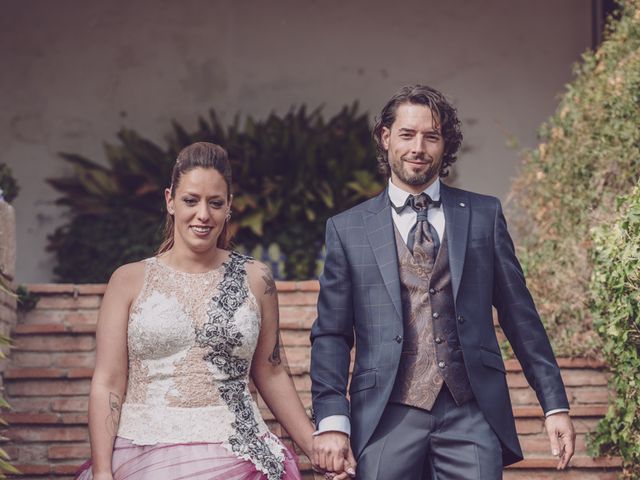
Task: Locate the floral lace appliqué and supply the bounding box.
[196,252,285,480]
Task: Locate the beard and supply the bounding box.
[390,155,440,186]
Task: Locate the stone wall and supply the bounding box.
[1,0,593,282]
[0,201,17,409]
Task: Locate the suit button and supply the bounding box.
[438,361,446,368]
[429,288,436,294]
[435,337,443,344]
[432,312,439,319]
[394,335,403,343]
[457,315,465,324]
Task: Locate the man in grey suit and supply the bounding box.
[310,85,575,479]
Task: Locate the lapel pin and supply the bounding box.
[459,202,466,207]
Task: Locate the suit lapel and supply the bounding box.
[364,189,402,320]
[441,183,470,301]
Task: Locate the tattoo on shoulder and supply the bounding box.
[260,264,276,296]
[106,392,121,437]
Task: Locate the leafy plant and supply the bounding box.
[589,184,640,479]
[48,104,383,282]
[47,130,174,283]
[0,164,19,204]
[15,285,40,313]
[508,0,640,356]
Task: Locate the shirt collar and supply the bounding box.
[388,177,441,208]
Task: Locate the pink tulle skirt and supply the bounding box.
[75,436,301,480]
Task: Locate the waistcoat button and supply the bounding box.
[438,361,446,368]
[432,312,439,319]
[394,335,403,343]
[457,315,465,324]
[435,337,443,344]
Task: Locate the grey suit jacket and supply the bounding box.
[310,183,569,466]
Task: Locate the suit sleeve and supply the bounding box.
[310,217,355,425]
[491,199,569,413]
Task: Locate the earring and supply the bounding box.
[225,211,232,222]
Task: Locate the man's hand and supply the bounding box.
[312,431,356,478]
[544,412,576,469]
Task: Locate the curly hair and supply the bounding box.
[372,85,463,178]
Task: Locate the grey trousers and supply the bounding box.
[357,388,503,480]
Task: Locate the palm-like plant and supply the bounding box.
[48,104,383,282]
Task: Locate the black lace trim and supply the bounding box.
[196,252,284,480]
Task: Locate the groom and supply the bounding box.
[310,85,575,479]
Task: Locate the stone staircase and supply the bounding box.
[2,283,622,479]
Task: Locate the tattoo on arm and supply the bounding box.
[257,263,281,365]
[106,392,121,438]
[261,264,276,296]
[268,327,282,366]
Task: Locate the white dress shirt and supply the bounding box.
[388,177,445,244]
[316,179,566,436]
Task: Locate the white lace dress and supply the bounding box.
[76,252,300,480]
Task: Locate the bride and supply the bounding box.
[76,142,314,479]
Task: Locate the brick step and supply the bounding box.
[7,406,605,425]
[8,456,622,480]
[2,409,610,461]
[8,327,610,382]
[2,407,606,429]
[504,471,619,480]
[510,457,622,468]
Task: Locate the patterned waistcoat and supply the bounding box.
[389,227,474,410]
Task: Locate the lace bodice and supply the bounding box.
[117,252,286,479]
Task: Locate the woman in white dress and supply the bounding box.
[76,142,316,480]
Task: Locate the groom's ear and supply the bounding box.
[381,126,391,150]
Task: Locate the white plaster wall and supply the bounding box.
[0,0,591,282]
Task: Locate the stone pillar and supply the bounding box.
[0,201,17,388]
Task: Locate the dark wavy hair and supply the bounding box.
[157,142,232,254]
[372,85,463,177]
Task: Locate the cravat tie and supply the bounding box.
[394,193,441,255]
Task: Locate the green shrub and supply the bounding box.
[48,105,383,282]
[508,0,640,356]
[0,163,19,204]
[589,184,640,478]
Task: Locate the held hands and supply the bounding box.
[312,431,356,479]
[544,412,576,470]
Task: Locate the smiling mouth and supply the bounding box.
[404,159,429,166]
[191,226,213,234]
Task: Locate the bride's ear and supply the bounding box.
[165,187,174,215]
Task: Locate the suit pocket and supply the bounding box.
[349,369,377,394]
[480,349,506,373]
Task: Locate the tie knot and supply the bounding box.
[391,192,442,215]
[410,193,440,212]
